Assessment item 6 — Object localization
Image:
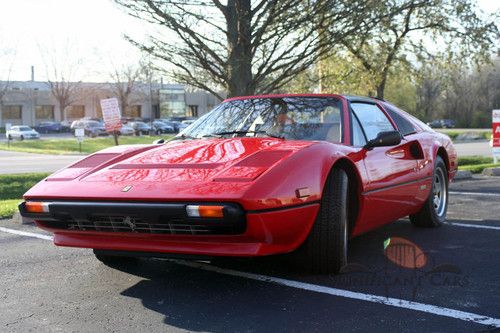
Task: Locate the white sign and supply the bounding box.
[100,98,122,132]
[75,128,84,137]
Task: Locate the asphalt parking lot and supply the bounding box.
[0,177,499,332]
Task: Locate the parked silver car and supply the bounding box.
[6,126,40,140]
[118,124,135,136]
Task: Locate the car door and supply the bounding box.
[350,102,422,233]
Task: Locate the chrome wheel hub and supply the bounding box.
[433,168,447,217]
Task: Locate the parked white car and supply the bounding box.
[6,126,40,140]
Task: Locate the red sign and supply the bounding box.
[493,110,500,147]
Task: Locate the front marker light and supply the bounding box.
[25,201,51,213]
[186,205,224,218]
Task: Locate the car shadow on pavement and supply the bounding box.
[103,219,480,331]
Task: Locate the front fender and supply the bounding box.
[241,142,365,211]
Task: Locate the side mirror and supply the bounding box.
[153,138,165,144]
[364,131,402,150]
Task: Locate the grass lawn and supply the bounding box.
[0,173,50,218]
[458,163,499,173]
[436,129,491,141]
[0,135,171,155]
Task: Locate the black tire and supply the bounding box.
[295,168,349,274]
[410,156,448,227]
[156,129,162,135]
[20,135,24,141]
[7,135,12,140]
[93,249,137,266]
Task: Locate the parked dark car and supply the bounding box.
[60,120,72,133]
[35,121,62,133]
[129,121,152,135]
[427,119,456,129]
[152,120,175,134]
[71,120,108,137]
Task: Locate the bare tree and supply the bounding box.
[115,0,380,98]
[41,43,83,121]
[0,48,16,122]
[109,64,144,115]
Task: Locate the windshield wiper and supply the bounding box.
[204,130,284,139]
[169,134,198,141]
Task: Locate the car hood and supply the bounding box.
[25,138,314,202]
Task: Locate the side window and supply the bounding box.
[351,111,367,147]
[350,103,394,141]
[383,105,417,136]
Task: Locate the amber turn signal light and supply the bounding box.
[25,201,51,213]
[186,205,224,218]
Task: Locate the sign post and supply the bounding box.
[75,128,84,153]
[100,98,122,145]
[5,123,12,148]
[493,110,500,164]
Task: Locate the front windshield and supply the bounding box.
[181,97,343,142]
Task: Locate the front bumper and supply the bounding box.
[20,201,319,257]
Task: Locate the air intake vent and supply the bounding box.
[69,153,119,168]
[236,150,291,167]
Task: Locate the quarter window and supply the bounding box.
[350,103,394,141]
[383,104,417,136]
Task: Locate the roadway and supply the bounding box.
[0,177,499,332]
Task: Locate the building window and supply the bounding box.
[67,105,85,119]
[2,105,22,119]
[160,88,186,117]
[124,105,142,118]
[35,105,55,119]
[187,105,199,117]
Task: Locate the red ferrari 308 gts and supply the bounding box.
[20,94,457,273]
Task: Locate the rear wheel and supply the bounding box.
[410,156,448,227]
[93,249,137,266]
[295,168,349,274]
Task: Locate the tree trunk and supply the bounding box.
[59,102,66,121]
[376,77,386,99]
[226,0,253,97]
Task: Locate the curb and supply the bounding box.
[482,167,500,177]
[454,170,472,180]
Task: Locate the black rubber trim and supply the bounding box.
[247,201,320,214]
[362,176,432,195]
[18,201,245,227]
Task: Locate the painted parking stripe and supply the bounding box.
[450,191,500,197]
[446,222,500,231]
[173,260,500,328]
[0,226,54,241]
[1,226,499,328]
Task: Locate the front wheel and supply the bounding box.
[20,135,24,141]
[410,156,448,227]
[294,168,349,274]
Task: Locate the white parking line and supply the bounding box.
[0,226,53,241]
[174,260,500,328]
[446,222,500,231]
[1,226,499,328]
[450,191,500,197]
